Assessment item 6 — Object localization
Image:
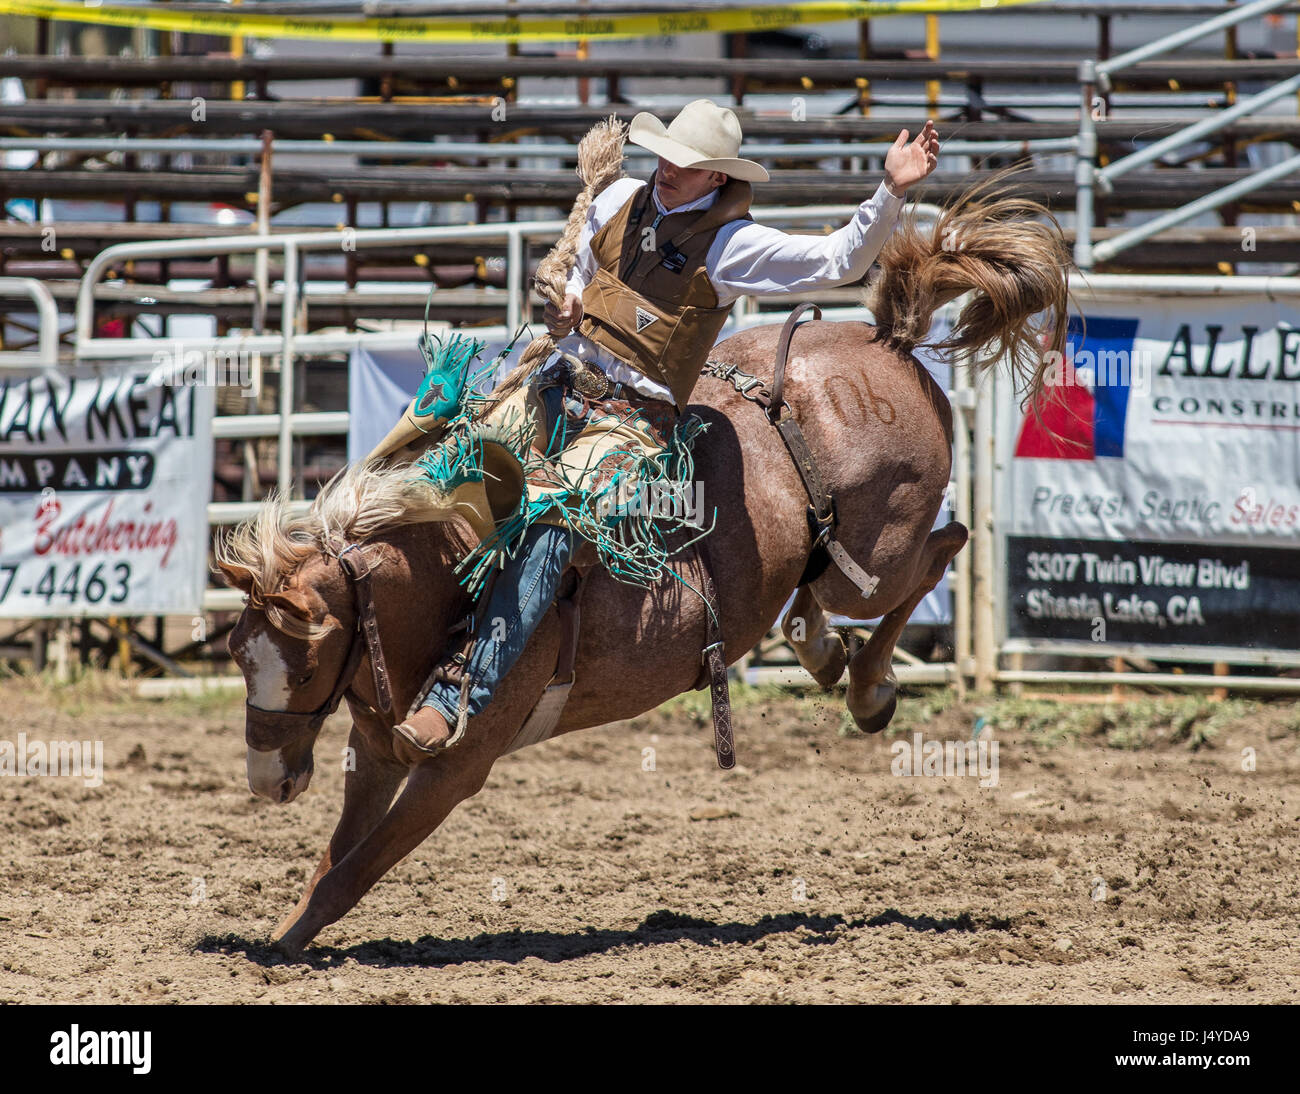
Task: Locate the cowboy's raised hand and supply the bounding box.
[884,119,940,197]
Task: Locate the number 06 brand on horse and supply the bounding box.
[216,104,1068,955]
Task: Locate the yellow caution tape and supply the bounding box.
[0,0,1049,44]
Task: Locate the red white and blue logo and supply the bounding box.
[1015,315,1140,460]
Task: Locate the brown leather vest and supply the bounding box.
[578,173,753,410]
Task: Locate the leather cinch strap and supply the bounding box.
[695,536,735,770]
[769,301,820,425]
[702,305,880,602]
[769,303,833,529]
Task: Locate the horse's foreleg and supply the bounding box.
[846,522,968,733]
[273,747,494,957]
[271,725,404,944]
[782,585,848,689]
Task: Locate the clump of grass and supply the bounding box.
[1105,723,1147,751]
[0,662,244,720]
[658,678,802,724]
[1,662,133,716]
[888,688,961,735]
[979,697,1099,749]
[657,687,712,726]
[976,693,1271,752]
[837,709,859,738]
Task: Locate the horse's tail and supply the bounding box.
[866,165,1070,404]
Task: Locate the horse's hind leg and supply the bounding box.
[782,585,848,688]
[846,522,968,733]
[271,725,404,945]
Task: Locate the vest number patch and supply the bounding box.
[635,306,658,333]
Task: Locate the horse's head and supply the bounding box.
[214,458,485,802]
[220,552,354,803]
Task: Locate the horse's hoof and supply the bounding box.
[808,652,847,690]
[849,690,897,735]
[271,936,304,961]
[811,634,850,689]
[791,634,849,689]
[271,921,320,960]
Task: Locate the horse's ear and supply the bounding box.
[216,560,255,593]
[265,587,315,622]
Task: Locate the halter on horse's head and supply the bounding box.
[217,454,453,799]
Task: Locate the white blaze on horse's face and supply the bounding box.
[238,630,314,803]
[242,630,292,710]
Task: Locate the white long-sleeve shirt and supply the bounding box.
[559,176,905,400]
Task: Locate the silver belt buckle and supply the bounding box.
[563,354,611,400]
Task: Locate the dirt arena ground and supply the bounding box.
[1,671,1297,1004]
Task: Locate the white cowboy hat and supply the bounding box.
[628,99,770,183]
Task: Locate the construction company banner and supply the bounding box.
[998,293,1300,652]
[0,363,215,618]
[0,0,1051,44]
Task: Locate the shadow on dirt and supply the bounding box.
[198,905,1009,968]
[865,908,1013,933]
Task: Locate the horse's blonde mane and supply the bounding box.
[214,457,455,638]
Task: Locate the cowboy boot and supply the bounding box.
[390,631,471,763]
[392,706,453,765]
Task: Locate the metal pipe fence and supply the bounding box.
[1074,0,1300,271]
[0,277,61,368]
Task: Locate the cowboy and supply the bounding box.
[391,99,940,763]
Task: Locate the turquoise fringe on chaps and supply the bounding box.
[401,334,716,602]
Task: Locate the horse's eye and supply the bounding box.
[293,671,314,687]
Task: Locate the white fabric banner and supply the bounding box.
[997,293,1300,650]
[1001,296,1300,544]
[0,364,215,618]
[347,339,520,464]
[347,345,428,465]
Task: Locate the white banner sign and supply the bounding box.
[998,293,1300,650]
[0,364,215,618]
[1003,296,1300,544]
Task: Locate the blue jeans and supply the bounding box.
[422,522,574,722]
[422,383,576,722]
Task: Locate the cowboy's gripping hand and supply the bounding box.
[544,292,584,337]
[884,119,940,197]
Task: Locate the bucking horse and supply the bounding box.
[215,177,1069,955]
